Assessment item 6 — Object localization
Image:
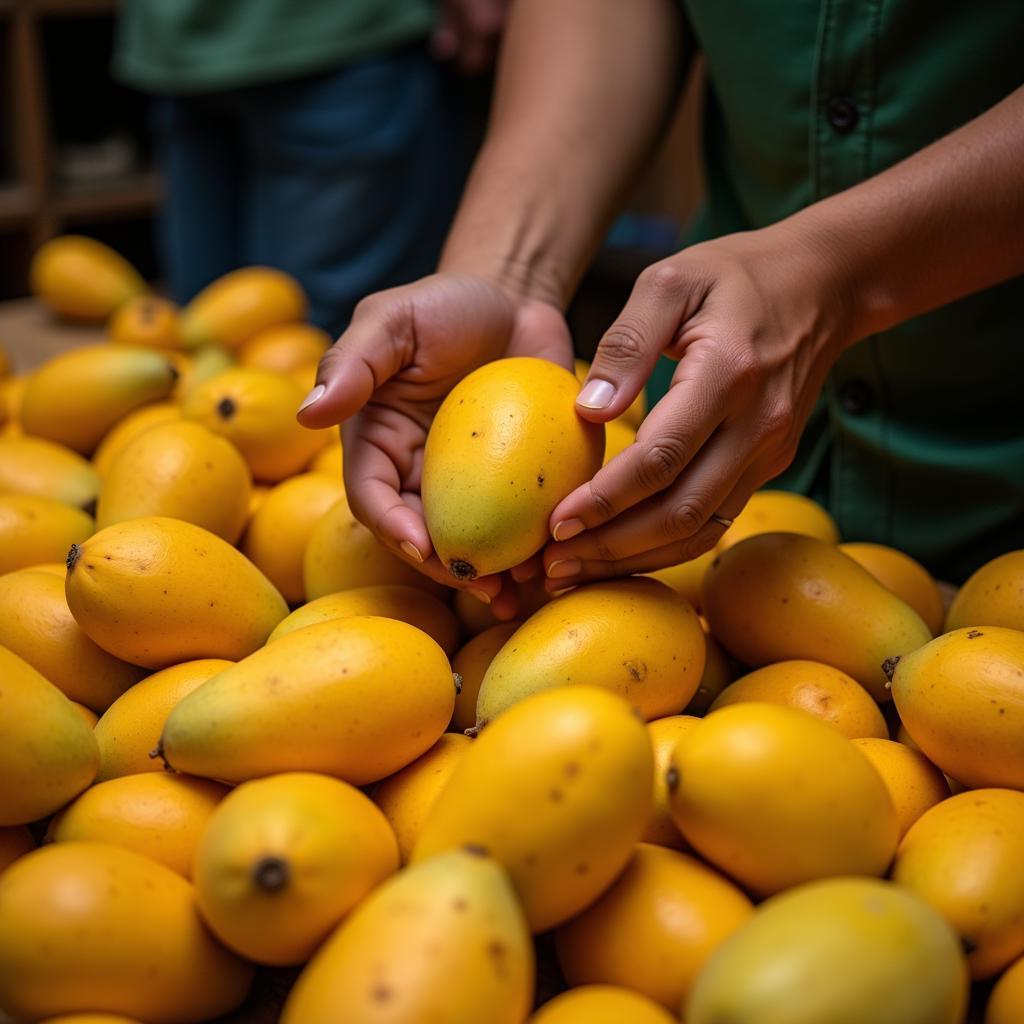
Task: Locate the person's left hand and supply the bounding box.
[540,221,856,590]
[431,0,509,75]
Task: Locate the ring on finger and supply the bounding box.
[710,513,735,529]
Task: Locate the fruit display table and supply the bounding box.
[0,298,104,373]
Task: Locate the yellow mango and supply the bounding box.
[0,827,35,874]
[247,482,270,521]
[184,366,327,481]
[851,738,950,839]
[21,345,177,454]
[453,575,549,635]
[555,843,753,1010]
[686,877,967,1024]
[0,645,98,825]
[308,438,342,475]
[648,546,718,611]
[161,616,455,784]
[109,295,182,349]
[303,494,445,599]
[372,734,472,863]
[450,621,520,732]
[49,774,227,878]
[840,541,945,636]
[642,715,701,849]
[422,357,603,581]
[90,401,182,478]
[531,987,674,1024]
[702,533,932,701]
[70,702,98,727]
[30,236,147,322]
[194,772,398,965]
[603,418,636,464]
[97,420,251,544]
[0,374,26,435]
[575,358,646,429]
[239,322,331,372]
[893,788,1024,978]
[709,659,887,739]
[172,344,234,404]
[40,1017,143,1024]
[988,955,1024,1024]
[414,686,653,931]
[281,847,533,1024]
[668,702,898,896]
[94,658,232,781]
[0,569,143,711]
[717,490,839,551]
[0,436,99,509]
[0,495,92,575]
[946,550,1024,632]
[180,267,307,350]
[0,842,252,1022]
[272,583,460,656]
[889,626,1024,789]
[242,472,345,602]
[683,629,733,714]
[476,577,705,728]
[65,516,287,668]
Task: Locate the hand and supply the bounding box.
[431,0,509,75]
[541,222,855,589]
[297,272,573,617]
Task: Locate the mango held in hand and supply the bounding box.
[0,843,252,1023]
[475,577,705,727]
[422,357,603,580]
[65,517,287,668]
[414,686,653,932]
[281,848,533,1024]
[702,532,932,701]
[160,616,455,785]
[686,878,967,1024]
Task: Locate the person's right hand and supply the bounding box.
[296,272,573,616]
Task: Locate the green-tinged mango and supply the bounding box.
[0,436,100,509]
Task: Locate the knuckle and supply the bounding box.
[598,319,647,366]
[759,404,795,441]
[636,440,687,491]
[594,537,621,562]
[641,261,685,295]
[729,349,763,390]
[666,499,707,539]
[586,481,616,522]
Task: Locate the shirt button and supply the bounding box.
[826,96,859,134]
[839,379,874,415]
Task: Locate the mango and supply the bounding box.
[0,827,35,874]
[239,322,331,372]
[308,438,342,475]
[414,686,653,931]
[30,235,147,322]
[97,421,251,543]
[530,987,675,1024]
[172,344,234,404]
[66,516,287,668]
[686,878,967,1024]
[851,738,950,838]
[889,626,1024,789]
[94,658,232,781]
[49,774,227,878]
[0,842,252,1022]
[281,848,533,1024]
[642,715,701,849]
[988,955,1024,1024]
[109,295,182,349]
[476,577,704,727]
[0,645,99,824]
[21,345,177,454]
[194,772,398,965]
[0,436,100,509]
[272,583,461,657]
[372,734,472,862]
[702,532,932,701]
[603,418,635,464]
[683,629,733,714]
[717,490,839,551]
[70,702,98,727]
[0,568,144,711]
[450,621,520,732]
[648,545,718,611]
[241,471,345,602]
[161,616,455,784]
[180,267,307,350]
[90,401,182,478]
[555,843,753,1010]
[667,702,898,896]
[303,494,445,600]
[0,375,26,435]
[840,541,945,636]
[893,788,1024,978]
[0,495,93,575]
[946,550,1024,632]
[422,357,603,580]
[709,659,887,739]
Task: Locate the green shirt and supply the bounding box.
[114,0,435,94]
[650,1,1024,581]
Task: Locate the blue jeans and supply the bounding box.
[153,46,472,334]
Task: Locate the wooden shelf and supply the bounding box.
[53,171,161,221]
[0,183,35,226]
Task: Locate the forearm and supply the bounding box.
[791,85,1024,344]
[440,0,689,307]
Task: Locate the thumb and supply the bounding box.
[577,261,700,422]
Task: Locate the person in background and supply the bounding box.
[298,0,1024,617]
[114,0,507,333]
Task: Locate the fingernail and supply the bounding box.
[469,588,491,604]
[547,558,581,579]
[552,518,584,542]
[400,540,423,563]
[510,563,537,583]
[298,384,325,413]
[577,379,615,410]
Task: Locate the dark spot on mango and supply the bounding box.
[537,473,545,487]
[624,660,647,682]
[548,787,564,803]
[371,984,394,1003]
[216,397,236,419]
[967,630,983,639]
